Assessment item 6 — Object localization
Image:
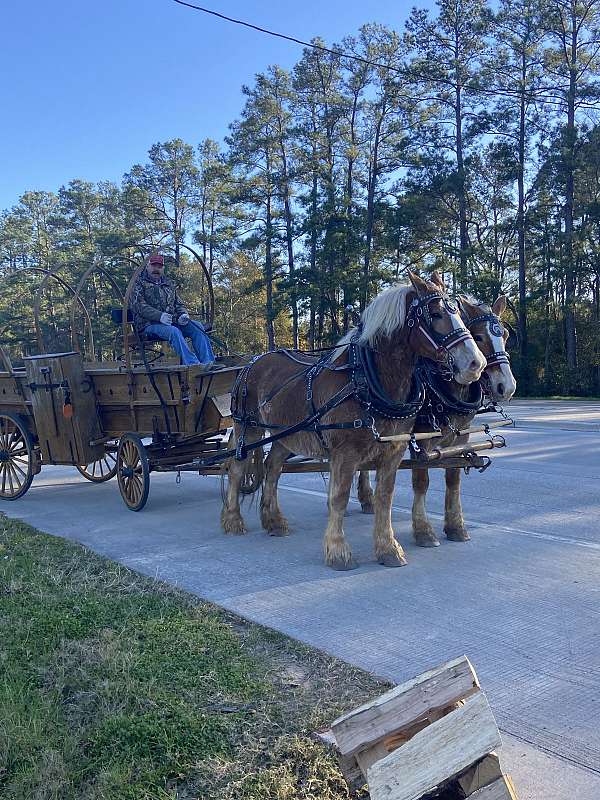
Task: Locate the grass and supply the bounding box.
[0,514,385,800]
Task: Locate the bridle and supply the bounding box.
[406,292,474,368]
[460,306,510,369]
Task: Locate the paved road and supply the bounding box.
[3,399,600,799]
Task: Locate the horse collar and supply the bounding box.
[350,343,425,421]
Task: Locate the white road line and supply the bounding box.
[278,484,600,552]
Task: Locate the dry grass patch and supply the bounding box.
[0,515,383,799]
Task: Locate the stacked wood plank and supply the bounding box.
[318,656,518,800]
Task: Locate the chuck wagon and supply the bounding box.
[0,252,511,512]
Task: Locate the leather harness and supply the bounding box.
[230,291,476,459]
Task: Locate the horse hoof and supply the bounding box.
[378,552,408,567]
[360,502,375,515]
[414,534,441,548]
[444,527,470,542]
[262,515,289,535]
[221,516,247,535]
[224,525,247,536]
[329,557,358,571]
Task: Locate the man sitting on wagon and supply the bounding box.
[131,253,215,366]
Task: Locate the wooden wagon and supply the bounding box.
[0,245,262,511]
[0,343,261,509]
[0,249,510,512]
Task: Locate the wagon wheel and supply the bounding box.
[240,446,264,495]
[0,413,35,500]
[117,433,150,511]
[76,450,118,483]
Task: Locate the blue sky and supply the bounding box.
[1,0,434,210]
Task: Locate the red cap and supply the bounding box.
[148,254,164,266]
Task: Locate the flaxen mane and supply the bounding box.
[357,284,412,345]
[332,284,412,360]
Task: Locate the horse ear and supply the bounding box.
[457,295,478,317]
[492,295,507,316]
[408,271,429,295]
[430,270,445,290]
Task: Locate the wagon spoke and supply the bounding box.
[6,463,15,494]
[77,445,118,484]
[7,461,20,487]
[130,478,142,502]
[1,464,7,494]
[10,460,27,481]
[127,477,138,502]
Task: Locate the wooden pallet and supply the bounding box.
[317,656,518,800]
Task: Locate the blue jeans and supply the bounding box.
[144,319,215,365]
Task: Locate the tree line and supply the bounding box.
[1,0,600,394]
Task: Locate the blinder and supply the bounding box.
[407,292,474,363]
[461,310,510,369]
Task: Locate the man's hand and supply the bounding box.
[178,313,190,326]
[160,313,173,325]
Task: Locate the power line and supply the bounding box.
[172,0,402,74]
[171,0,597,108]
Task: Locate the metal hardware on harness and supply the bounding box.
[368,415,381,440]
[464,454,492,474]
[497,404,514,425]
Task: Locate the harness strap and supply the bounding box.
[232,381,359,459]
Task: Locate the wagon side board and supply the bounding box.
[85,363,240,438]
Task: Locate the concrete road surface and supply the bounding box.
[3,399,600,798]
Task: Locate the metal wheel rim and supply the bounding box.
[0,415,33,500]
[77,451,118,482]
[117,436,149,511]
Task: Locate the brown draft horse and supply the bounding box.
[221,273,486,570]
[357,277,516,547]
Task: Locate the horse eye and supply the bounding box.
[474,335,484,342]
[431,312,443,320]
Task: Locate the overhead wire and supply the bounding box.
[171,0,600,108]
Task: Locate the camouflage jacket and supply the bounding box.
[130,271,188,332]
